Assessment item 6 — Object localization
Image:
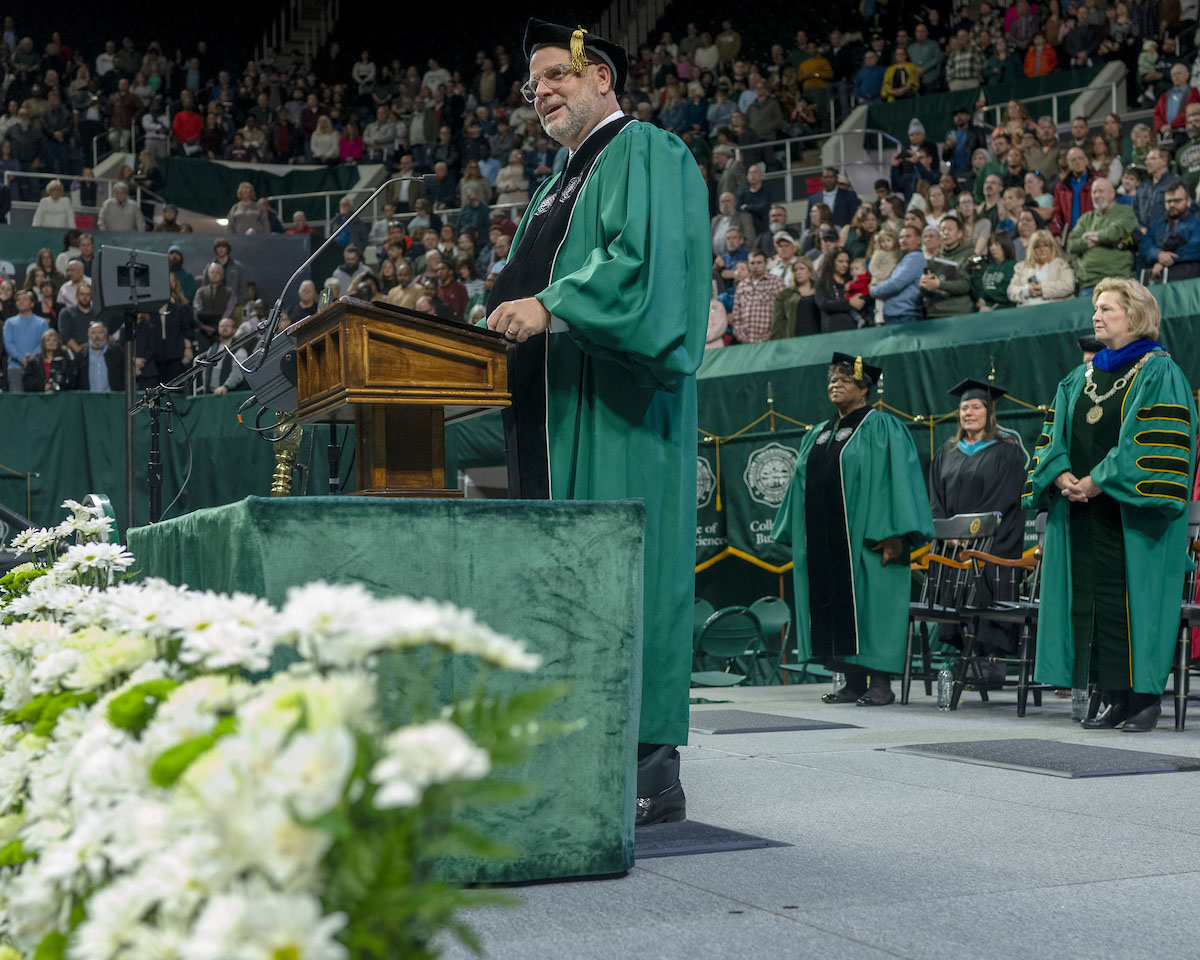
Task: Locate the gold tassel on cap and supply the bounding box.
[854,356,863,382]
[570,26,589,73]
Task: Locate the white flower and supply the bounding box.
[370,720,491,810]
[6,578,92,622]
[184,885,347,960]
[29,647,83,693]
[61,499,103,520]
[376,596,542,671]
[97,580,190,639]
[50,543,135,586]
[266,726,356,820]
[1,620,68,656]
[8,527,62,555]
[168,592,277,673]
[69,875,156,960]
[60,628,158,693]
[276,581,385,667]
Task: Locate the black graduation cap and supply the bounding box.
[1078,334,1105,354]
[831,352,883,385]
[523,18,629,95]
[948,377,1007,405]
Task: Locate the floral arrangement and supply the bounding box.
[0,501,563,960]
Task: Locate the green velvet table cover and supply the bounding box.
[127,496,645,883]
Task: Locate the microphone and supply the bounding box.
[255,172,438,371]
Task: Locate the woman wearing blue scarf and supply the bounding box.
[928,378,1028,682]
[1025,277,1196,732]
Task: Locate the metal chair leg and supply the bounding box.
[1017,619,1032,718]
[920,622,933,696]
[902,619,914,705]
[1174,631,1189,731]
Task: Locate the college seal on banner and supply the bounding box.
[742,441,799,508]
[697,455,716,509]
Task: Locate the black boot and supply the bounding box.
[855,675,895,706]
[635,744,685,827]
[1081,690,1131,729]
[1122,692,1162,733]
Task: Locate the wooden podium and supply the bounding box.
[288,298,509,497]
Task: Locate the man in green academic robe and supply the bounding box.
[486,19,710,825]
[772,355,934,705]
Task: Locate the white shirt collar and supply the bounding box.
[568,109,626,160]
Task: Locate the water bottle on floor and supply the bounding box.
[936,667,953,710]
[832,672,846,693]
[1070,688,1089,722]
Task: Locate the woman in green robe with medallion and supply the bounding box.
[772,353,935,705]
[1024,277,1196,732]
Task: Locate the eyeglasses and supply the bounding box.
[521,61,593,103]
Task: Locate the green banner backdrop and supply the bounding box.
[157,158,360,220]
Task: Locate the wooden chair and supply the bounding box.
[956,512,1049,717]
[902,513,1001,705]
[691,606,764,687]
[1172,501,1200,730]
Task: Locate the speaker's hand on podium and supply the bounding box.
[487,297,551,343]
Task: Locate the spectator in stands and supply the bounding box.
[227,181,269,235]
[22,327,71,392]
[457,189,490,238]
[524,135,556,190]
[908,23,944,94]
[815,246,862,332]
[1123,122,1152,166]
[1135,147,1173,232]
[1024,117,1061,185]
[766,233,798,284]
[818,166,859,228]
[339,120,363,164]
[286,211,315,236]
[193,262,235,349]
[293,280,320,322]
[57,260,85,311]
[881,47,919,102]
[458,159,492,206]
[1049,148,1096,239]
[1173,105,1200,193]
[996,186,1027,234]
[1153,63,1200,143]
[173,89,203,156]
[745,77,784,143]
[1068,177,1139,295]
[1013,208,1040,259]
[495,148,530,207]
[97,180,142,232]
[362,105,394,164]
[711,191,755,257]
[31,178,73,228]
[956,193,992,254]
[870,224,926,324]
[1136,39,1164,105]
[921,225,943,261]
[427,161,457,211]
[714,227,749,285]
[1067,117,1092,156]
[155,204,183,232]
[840,205,880,260]
[328,196,368,251]
[1002,147,1028,189]
[854,50,885,106]
[972,231,1018,310]
[1142,179,1200,282]
[1024,171,1054,217]
[769,257,819,338]
[729,249,785,343]
[984,36,1023,87]
[945,29,984,91]
[918,215,974,318]
[167,245,195,303]
[196,317,246,395]
[211,238,246,303]
[137,276,195,385]
[331,245,368,297]
[921,184,952,226]
[1008,230,1077,304]
[736,163,769,237]
[1025,33,1058,77]
[433,260,467,320]
[73,320,123,393]
[945,106,989,177]
[310,114,339,164]
[799,202,833,257]
[1089,135,1123,182]
[3,290,48,392]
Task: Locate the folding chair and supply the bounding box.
[903,512,1000,706]
[1172,501,1200,730]
[691,606,763,687]
[747,595,791,684]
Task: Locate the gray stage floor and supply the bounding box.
[441,683,1200,960]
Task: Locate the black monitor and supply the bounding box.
[94,245,170,315]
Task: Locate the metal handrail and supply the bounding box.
[5,169,161,218]
[264,187,473,232]
[729,127,904,204]
[980,79,1120,130]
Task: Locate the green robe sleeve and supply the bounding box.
[770,423,822,547]
[860,412,935,552]
[535,125,711,391]
[1090,355,1196,516]
[1023,371,1080,510]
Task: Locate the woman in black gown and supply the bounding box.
[927,379,1028,678]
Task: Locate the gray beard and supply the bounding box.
[769,222,785,233]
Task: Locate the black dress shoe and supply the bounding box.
[821,686,866,704]
[635,780,686,827]
[1081,701,1132,729]
[855,688,896,706]
[1122,699,1161,733]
